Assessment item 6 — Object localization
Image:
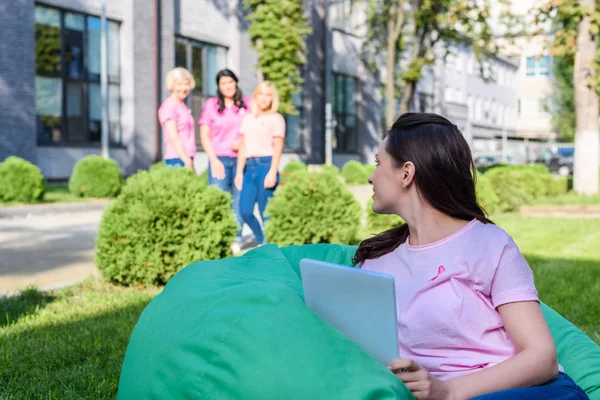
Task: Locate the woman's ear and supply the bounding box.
[401,161,416,188]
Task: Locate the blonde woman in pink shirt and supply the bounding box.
[356,113,588,400]
[158,67,196,170]
[234,81,285,245]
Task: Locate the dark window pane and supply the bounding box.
[65,13,85,79]
[36,76,63,142]
[191,45,203,94]
[66,82,86,142]
[87,17,101,81]
[335,75,344,112]
[285,114,302,150]
[345,114,357,152]
[88,83,101,141]
[35,7,61,74]
[108,21,120,80]
[109,84,121,143]
[175,41,187,68]
[191,91,205,145]
[345,78,356,114]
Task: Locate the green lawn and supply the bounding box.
[532,191,600,206]
[0,184,107,206]
[0,215,598,399]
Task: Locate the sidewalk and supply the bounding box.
[0,202,107,295]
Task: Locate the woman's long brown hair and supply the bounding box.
[353,113,493,265]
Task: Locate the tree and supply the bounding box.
[362,0,503,127]
[243,0,312,115]
[536,0,600,195]
[548,55,576,142]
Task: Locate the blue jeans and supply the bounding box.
[207,156,243,240]
[471,372,589,400]
[164,157,191,167]
[239,156,278,245]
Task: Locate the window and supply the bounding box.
[526,55,551,76]
[418,93,433,113]
[175,37,227,144]
[332,73,358,153]
[331,0,353,32]
[35,5,121,145]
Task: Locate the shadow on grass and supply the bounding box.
[0,288,55,328]
[0,297,152,399]
[525,254,600,345]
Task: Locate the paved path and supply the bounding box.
[0,208,103,294]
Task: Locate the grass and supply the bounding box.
[0,184,105,207]
[531,191,600,206]
[0,280,160,399]
[0,215,598,398]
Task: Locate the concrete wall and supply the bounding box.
[0,0,36,163]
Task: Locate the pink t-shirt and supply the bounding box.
[198,97,251,157]
[240,113,286,158]
[158,97,196,160]
[361,220,547,381]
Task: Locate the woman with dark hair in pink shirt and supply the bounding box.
[199,69,251,253]
[356,113,588,400]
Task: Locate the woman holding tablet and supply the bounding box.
[356,113,588,400]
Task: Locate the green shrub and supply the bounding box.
[342,160,369,185]
[149,161,167,172]
[265,172,362,245]
[484,165,565,212]
[475,174,500,216]
[320,164,340,176]
[69,155,123,198]
[95,168,237,286]
[0,156,45,203]
[366,198,404,232]
[282,160,307,174]
[363,163,376,178]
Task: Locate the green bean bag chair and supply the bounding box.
[118,244,600,400]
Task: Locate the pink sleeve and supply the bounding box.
[158,100,176,126]
[272,114,286,138]
[198,98,214,127]
[489,240,539,308]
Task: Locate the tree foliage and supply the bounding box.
[243,0,312,115]
[362,0,507,118]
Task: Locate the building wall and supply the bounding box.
[0,0,36,163]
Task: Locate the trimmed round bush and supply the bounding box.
[149,161,167,172]
[95,168,237,286]
[475,174,500,216]
[282,160,307,174]
[320,164,340,176]
[342,160,369,185]
[0,156,45,203]
[265,172,362,246]
[363,163,376,178]
[69,155,123,198]
[366,198,404,232]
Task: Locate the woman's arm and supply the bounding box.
[165,120,194,170]
[200,125,225,179]
[234,137,246,191]
[446,301,558,399]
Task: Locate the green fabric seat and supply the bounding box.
[118,244,600,400]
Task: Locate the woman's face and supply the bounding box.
[219,76,237,99]
[256,86,273,111]
[172,78,191,101]
[369,138,408,215]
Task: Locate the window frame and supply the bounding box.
[525,55,551,77]
[34,3,122,147]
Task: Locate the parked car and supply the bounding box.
[535,147,574,176]
[474,155,519,168]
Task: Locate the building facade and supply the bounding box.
[0,0,524,179]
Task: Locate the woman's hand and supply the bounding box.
[264,170,278,189]
[388,359,456,400]
[210,158,226,180]
[234,174,243,191]
[183,157,195,172]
